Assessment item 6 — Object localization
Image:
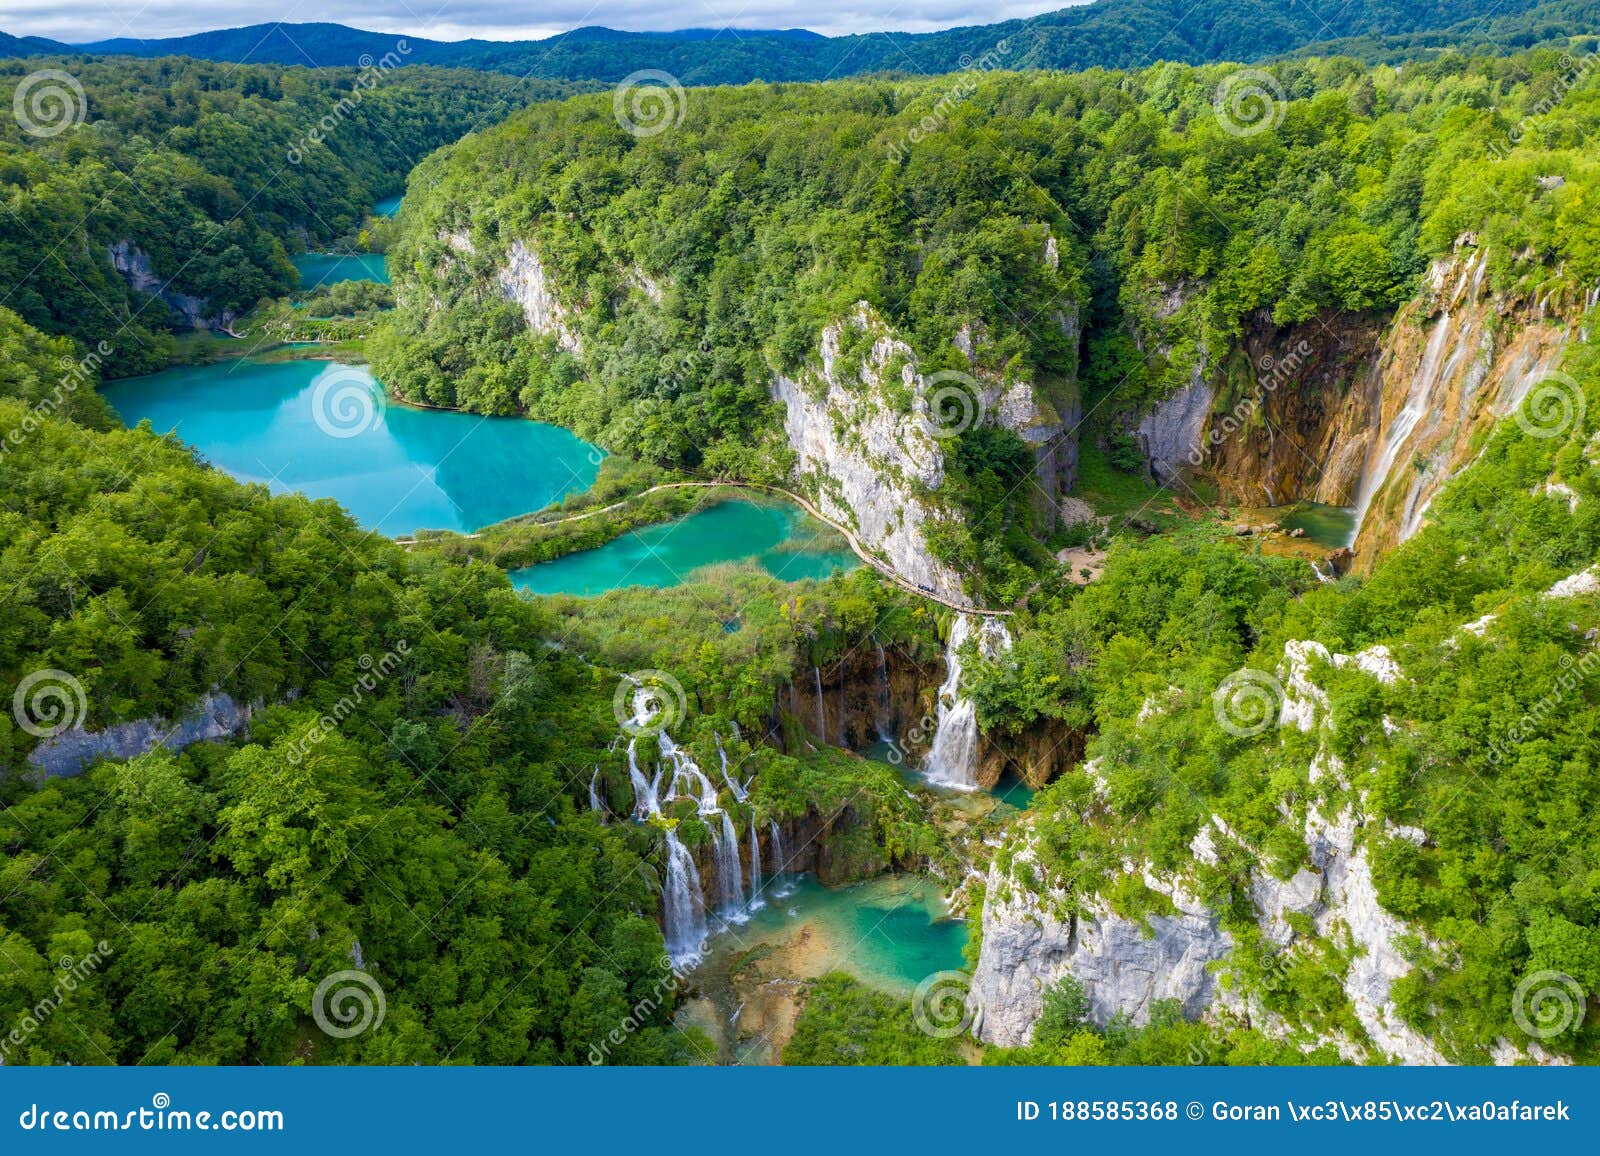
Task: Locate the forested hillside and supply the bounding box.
[2,1,1589,82]
[0,58,589,375]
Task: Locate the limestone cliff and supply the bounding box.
[968,631,1561,1065]
[26,691,253,778]
[107,241,235,331]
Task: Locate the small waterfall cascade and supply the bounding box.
[1351,310,1454,533]
[812,665,826,740]
[588,766,604,814]
[716,810,748,915]
[747,821,764,910]
[627,741,664,819]
[662,829,708,969]
[839,660,848,746]
[874,642,891,738]
[922,615,1012,790]
[716,734,749,802]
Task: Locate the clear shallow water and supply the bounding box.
[509,499,857,595]
[292,252,390,287]
[1276,501,1358,548]
[372,194,404,217]
[863,739,1035,811]
[103,359,600,536]
[697,873,966,997]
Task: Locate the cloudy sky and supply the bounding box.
[7,1,1080,44]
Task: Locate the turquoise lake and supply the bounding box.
[510,499,858,595]
[103,359,599,536]
[292,251,390,288]
[372,194,404,217]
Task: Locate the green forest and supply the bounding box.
[1,9,1598,1068]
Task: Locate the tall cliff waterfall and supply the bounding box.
[922,615,1012,790]
[662,831,708,968]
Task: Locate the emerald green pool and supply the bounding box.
[700,874,966,996]
[103,359,599,537]
[292,251,390,288]
[510,499,857,595]
[1277,501,1358,548]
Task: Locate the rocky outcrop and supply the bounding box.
[969,637,1472,1063]
[775,305,967,600]
[26,691,253,778]
[107,241,233,331]
[496,240,582,354]
[1137,379,1216,486]
[971,848,1233,1047]
[784,644,944,755]
[978,717,1085,791]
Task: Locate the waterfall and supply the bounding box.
[662,829,708,969]
[770,820,786,875]
[875,642,891,738]
[716,734,749,802]
[922,615,1012,791]
[747,821,764,909]
[588,766,604,814]
[1351,310,1455,534]
[812,665,826,741]
[627,741,662,819]
[716,811,747,916]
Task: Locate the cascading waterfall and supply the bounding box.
[717,810,747,916]
[662,829,708,969]
[839,660,848,747]
[716,734,749,803]
[627,740,662,819]
[875,642,891,738]
[588,767,604,814]
[770,821,786,875]
[1351,310,1456,534]
[747,821,764,909]
[922,615,1012,790]
[812,665,826,740]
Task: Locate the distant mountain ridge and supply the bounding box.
[2,1,1592,83]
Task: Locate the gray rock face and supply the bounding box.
[1136,378,1215,485]
[496,240,582,354]
[971,856,1232,1047]
[107,241,232,331]
[26,692,252,778]
[775,305,966,600]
